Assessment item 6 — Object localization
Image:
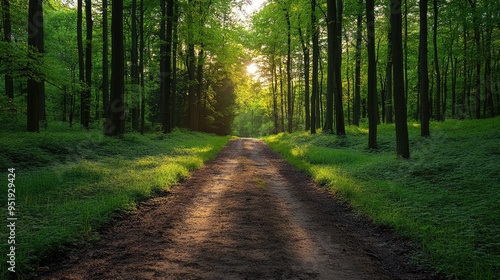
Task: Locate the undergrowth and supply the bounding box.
[264,117,500,280]
[0,125,230,278]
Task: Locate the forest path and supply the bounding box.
[42,138,435,280]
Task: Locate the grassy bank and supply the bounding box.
[264,117,499,280]
[0,126,230,277]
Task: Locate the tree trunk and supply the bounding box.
[131,0,140,131]
[105,0,125,136]
[311,0,319,134]
[391,0,410,158]
[442,55,449,121]
[197,47,205,130]
[366,0,377,149]
[404,0,409,104]
[27,0,44,132]
[483,27,493,117]
[187,1,197,130]
[3,0,14,99]
[334,0,345,136]
[102,0,109,118]
[419,0,430,137]
[171,0,179,128]
[81,0,92,128]
[139,0,145,134]
[325,0,336,134]
[432,0,441,121]
[271,54,279,134]
[279,58,285,132]
[353,0,362,126]
[385,26,393,124]
[77,0,85,126]
[468,0,481,119]
[165,0,174,132]
[298,27,310,131]
[160,0,167,130]
[451,56,457,118]
[283,5,292,133]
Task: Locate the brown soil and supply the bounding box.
[41,138,440,280]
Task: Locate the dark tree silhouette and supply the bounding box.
[392,0,410,158]
[105,0,125,136]
[366,0,377,148]
[419,0,430,137]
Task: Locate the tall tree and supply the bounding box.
[159,0,172,133]
[102,0,109,117]
[284,3,293,133]
[139,0,145,134]
[3,0,14,99]
[131,0,140,131]
[105,0,125,136]
[353,0,362,126]
[311,0,319,134]
[468,0,481,119]
[27,0,44,132]
[297,24,310,131]
[334,0,345,135]
[77,0,85,126]
[419,0,430,137]
[186,0,198,130]
[82,0,92,128]
[385,25,393,124]
[366,0,377,148]
[391,0,410,158]
[432,0,441,121]
[325,0,336,133]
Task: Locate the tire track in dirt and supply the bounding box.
[41,138,438,280]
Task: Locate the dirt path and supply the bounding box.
[41,138,438,279]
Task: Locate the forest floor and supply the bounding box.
[40,138,441,279]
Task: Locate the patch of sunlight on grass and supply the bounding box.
[263,117,500,280]
[0,130,230,278]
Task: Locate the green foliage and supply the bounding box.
[264,117,500,280]
[0,127,230,277]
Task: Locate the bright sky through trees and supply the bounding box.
[246,63,259,75]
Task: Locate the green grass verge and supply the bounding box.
[0,125,230,277]
[263,117,500,280]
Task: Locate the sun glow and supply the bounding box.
[246,63,259,76]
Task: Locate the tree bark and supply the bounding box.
[77,0,85,126]
[353,0,362,126]
[105,0,125,136]
[139,0,145,134]
[432,0,441,121]
[3,0,14,99]
[171,0,179,128]
[27,0,44,132]
[334,0,345,136]
[284,5,293,133]
[197,47,205,130]
[325,0,336,134]
[311,0,319,134]
[131,0,140,131]
[81,0,92,128]
[102,0,109,118]
[298,26,310,131]
[385,25,393,124]
[391,0,410,158]
[366,0,377,149]
[419,0,430,137]
[165,0,174,132]
[468,0,481,119]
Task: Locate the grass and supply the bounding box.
[0,124,230,278]
[263,117,500,280]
